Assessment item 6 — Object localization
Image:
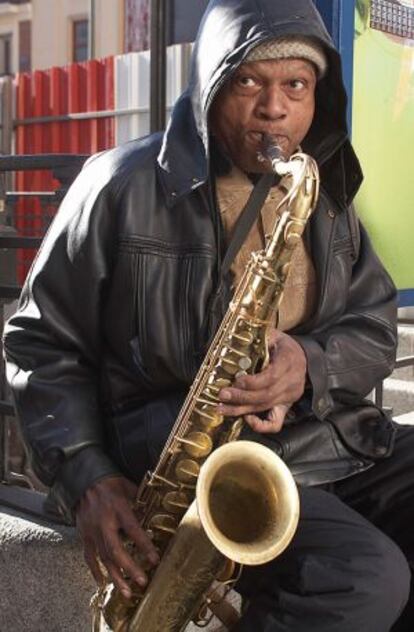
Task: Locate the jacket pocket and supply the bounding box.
[326,401,396,460]
[241,420,370,487]
[145,392,186,467]
[108,405,152,482]
[120,236,215,387]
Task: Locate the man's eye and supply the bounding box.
[236,76,257,88]
[289,79,306,90]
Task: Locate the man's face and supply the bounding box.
[209,58,317,173]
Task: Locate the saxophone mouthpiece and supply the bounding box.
[261,134,284,162]
[257,134,289,175]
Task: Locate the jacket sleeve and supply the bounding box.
[3,154,124,519]
[295,215,398,419]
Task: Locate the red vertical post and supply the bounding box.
[105,56,115,148]
[51,67,63,154]
[15,73,33,283]
[87,60,99,154]
[69,63,81,153]
[32,71,50,244]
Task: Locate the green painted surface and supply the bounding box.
[352,1,414,289]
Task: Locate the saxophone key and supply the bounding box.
[238,356,252,371]
[193,405,224,429]
[175,458,200,483]
[230,330,254,346]
[218,357,241,375]
[208,377,232,391]
[148,513,177,536]
[176,431,213,458]
[162,491,191,514]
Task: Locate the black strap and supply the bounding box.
[220,173,275,279]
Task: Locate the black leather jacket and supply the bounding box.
[3,0,398,518]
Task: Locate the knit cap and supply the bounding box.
[245,36,328,78]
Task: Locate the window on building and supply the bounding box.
[73,19,89,62]
[19,20,31,72]
[0,33,12,76]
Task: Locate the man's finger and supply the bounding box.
[219,400,275,418]
[232,365,278,391]
[84,544,105,585]
[121,513,160,567]
[219,384,273,407]
[104,560,136,600]
[245,404,289,434]
[101,527,149,589]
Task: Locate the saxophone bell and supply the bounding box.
[127,441,300,632]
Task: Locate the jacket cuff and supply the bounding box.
[292,335,333,419]
[47,446,121,524]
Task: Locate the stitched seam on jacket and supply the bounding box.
[347,311,397,333]
[180,259,192,381]
[327,353,396,376]
[118,245,214,259]
[118,235,214,256]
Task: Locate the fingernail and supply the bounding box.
[148,552,160,566]
[220,390,231,401]
[121,588,132,599]
[137,575,147,587]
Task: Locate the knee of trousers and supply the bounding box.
[270,490,411,631]
[292,516,412,631]
[351,528,411,629]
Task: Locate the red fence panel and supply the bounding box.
[14,56,115,282]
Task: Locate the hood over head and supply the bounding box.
[158,0,363,209]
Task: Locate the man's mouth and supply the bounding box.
[247,131,288,148]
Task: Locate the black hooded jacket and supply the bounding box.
[3,0,397,518]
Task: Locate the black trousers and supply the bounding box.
[234,424,413,632]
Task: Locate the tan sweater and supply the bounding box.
[216,166,316,331]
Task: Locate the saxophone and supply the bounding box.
[93,137,320,632]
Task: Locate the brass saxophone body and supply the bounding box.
[94,139,320,632]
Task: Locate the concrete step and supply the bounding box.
[0,504,235,632]
[383,377,414,417]
[0,507,94,632]
[394,325,414,381]
[394,411,414,425]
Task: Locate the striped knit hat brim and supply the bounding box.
[245,36,328,78]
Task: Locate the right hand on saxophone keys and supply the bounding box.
[76,476,160,599]
[217,328,307,433]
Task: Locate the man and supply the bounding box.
[3,0,413,630]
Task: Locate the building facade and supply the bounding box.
[0,0,153,75]
[31,0,123,70]
[0,1,31,75]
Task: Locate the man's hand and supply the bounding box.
[76,476,159,599]
[218,329,307,433]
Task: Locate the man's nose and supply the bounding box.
[255,86,288,120]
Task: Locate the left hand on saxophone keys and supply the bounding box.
[218,329,307,433]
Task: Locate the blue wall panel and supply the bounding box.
[314,0,356,132]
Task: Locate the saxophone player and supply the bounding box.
[4,0,413,630]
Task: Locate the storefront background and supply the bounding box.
[352,0,414,293]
